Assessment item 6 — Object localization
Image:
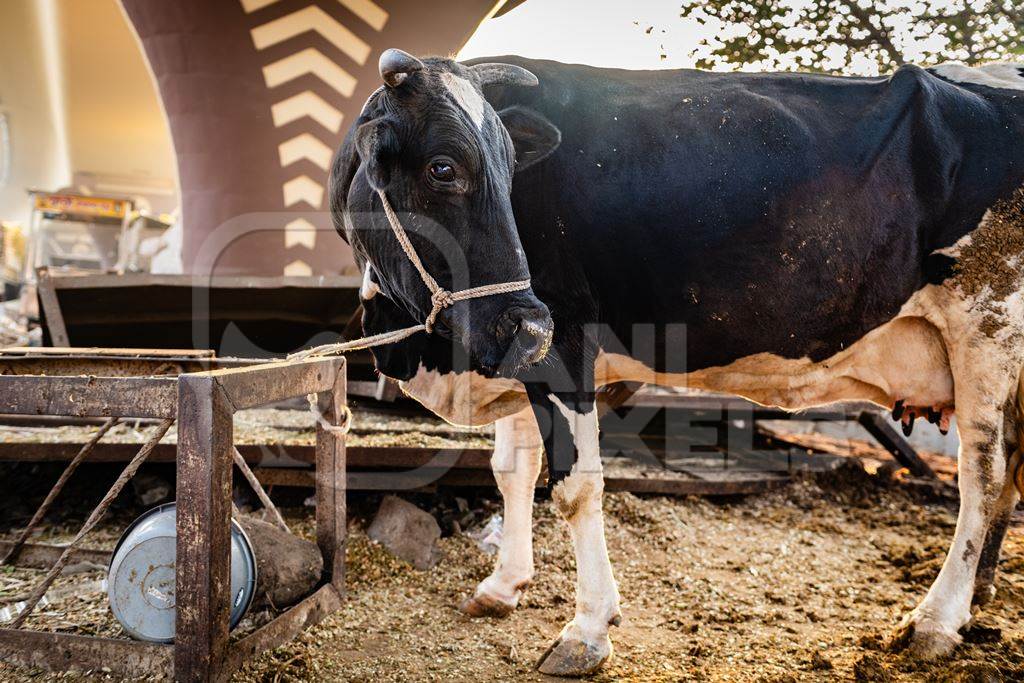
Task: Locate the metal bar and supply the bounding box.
[0,629,171,678]
[232,446,289,533]
[36,268,70,346]
[226,584,341,674]
[0,375,178,418]
[198,358,338,410]
[9,418,173,628]
[0,541,110,570]
[174,375,234,683]
[1,417,120,566]
[316,361,347,591]
[857,411,937,478]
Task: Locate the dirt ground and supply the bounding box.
[4,466,1024,682]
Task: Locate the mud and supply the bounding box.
[954,186,1024,302]
[4,470,1024,682]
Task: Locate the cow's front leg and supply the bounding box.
[894,376,1015,658]
[529,387,620,676]
[461,405,542,617]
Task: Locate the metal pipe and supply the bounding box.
[0,417,120,566]
[233,447,289,533]
[9,418,173,628]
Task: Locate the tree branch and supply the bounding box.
[843,2,906,66]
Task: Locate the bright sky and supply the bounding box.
[459,0,705,70]
[458,0,962,76]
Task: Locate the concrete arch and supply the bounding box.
[120,0,508,276]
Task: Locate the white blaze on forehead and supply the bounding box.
[441,72,485,130]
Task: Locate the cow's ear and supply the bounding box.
[498,106,561,173]
[355,117,398,191]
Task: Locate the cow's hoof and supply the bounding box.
[459,591,517,618]
[887,616,961,660]
[536,630,611,676]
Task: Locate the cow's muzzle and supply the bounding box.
[496,305,553,368]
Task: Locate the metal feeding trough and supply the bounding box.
[0,349,348,681]
[107,503,257,642]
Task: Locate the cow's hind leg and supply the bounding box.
[461,406,542,617]
[893,357,1020,658]
[971,449,1019,609]
[971,395,1023,609]
[529,388,620,676]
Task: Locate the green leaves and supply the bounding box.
[673,0,1023,75]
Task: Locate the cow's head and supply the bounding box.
[335,49,560,377]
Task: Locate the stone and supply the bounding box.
[367,495,442,570]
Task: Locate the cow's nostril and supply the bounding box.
[496,306,553,366]
[518,317,553,364]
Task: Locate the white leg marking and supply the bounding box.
[899,345,1017,657]
[462,406,541,617]
[972,449,1020,608]
[539,398,620,675]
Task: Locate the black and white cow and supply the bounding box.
[332,49,1024,675]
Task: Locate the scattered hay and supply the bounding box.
[3,474,1024,681]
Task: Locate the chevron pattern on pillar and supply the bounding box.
[243,0,389,274]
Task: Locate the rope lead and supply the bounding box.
[289,189,530,361]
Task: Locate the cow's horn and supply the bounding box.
[379,48,423,87]
[470,63,539,87]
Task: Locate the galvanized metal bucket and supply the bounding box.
[107,502,257,642]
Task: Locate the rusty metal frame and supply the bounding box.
[0,352,347,682]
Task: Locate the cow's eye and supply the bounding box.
[428,160,456,183]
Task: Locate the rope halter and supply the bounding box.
[289,189,531,361]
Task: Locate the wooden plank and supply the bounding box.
[0,375,178,418]
[0,350,254,380]
[256,465,790,496]
[619,391,868,420]
[44,272,362,290]
[0,441,496,469]
[374,376,401,402]
[857,411,937,478]
[596,381,645,417]
[0,347,216,358]
[175,376,234,682]
[0,629,171,678]
[316,362,347,591]
[603,475,788,496]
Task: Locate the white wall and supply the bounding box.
[0,0,177,227]
[0,0,69,228]
[59,0,176,211]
